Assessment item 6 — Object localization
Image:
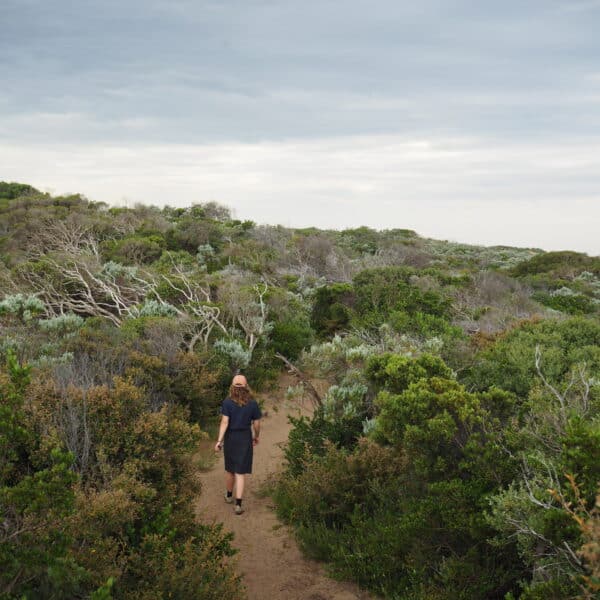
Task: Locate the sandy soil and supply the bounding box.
[195,376,373,600]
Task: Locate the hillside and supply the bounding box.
[1,182,599,600]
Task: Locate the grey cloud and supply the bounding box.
[2,0,599,143]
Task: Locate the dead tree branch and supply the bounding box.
[275,353,323,409]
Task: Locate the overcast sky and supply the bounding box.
[1,0,599,254]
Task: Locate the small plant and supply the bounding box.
[0,293,45,321]
[214,338,252,370]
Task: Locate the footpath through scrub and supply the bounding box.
[195,375,373,600]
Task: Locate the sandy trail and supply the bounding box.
[195,376,373,600]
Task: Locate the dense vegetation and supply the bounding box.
[1,181,598,599]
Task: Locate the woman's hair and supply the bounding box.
[229,383,252,407]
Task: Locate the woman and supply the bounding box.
[214,374,261,515]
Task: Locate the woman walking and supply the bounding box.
[214,374,261,515]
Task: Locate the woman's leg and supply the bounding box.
[234,473,245,500]
[225,470,234,493]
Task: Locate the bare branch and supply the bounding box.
[275,352,323,409]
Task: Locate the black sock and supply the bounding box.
[226,491,233,498]
[235,498,242,507]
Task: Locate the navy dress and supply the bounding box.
[221,397,262,474]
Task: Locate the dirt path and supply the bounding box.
[195,376,373,600]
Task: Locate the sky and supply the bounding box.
[1,0,599,254]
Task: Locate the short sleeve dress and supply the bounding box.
[221,397,262,474]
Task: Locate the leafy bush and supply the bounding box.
[130,300,179,318]
[0,181,39,200]
[10,358,243,599]
[0,353,82,598]
[274,439,404,540]
[0,293,45,321]
[322,379,369,421]
[270,318,314,360]
[465,317,600,397]
[337,226,380,255]
[274,355,522,599]
[300,334,366,379]
[101,234,166,265]
[61,318,230,423]
[282,410,365,478]
[366,352,453,394]
[487,356,600,597]
[214,338,252,371]
[353,266,444,327]
[38,313,85,335]
[310,283,354,336]
[533,289,596,315]
[511,251,600,278]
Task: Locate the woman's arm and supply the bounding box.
[252,419,261,445]
[214,415,229,452]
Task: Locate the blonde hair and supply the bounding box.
[229,383,252,407]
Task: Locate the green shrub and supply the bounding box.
[270,318,314,360]
[282,410,365,478]
[337,226,380,255]
[276,439,403,529]
[353,267,450,323]
[101,235,166,265]
[533,290,596,315]
[511,251,600,278]
[0,352,83,598]
[465,317,600,397]
[310,283,354,337]
[274,347,527,599]
[365,352,453,393]
[0,181,39,200]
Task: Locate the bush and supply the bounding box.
[242,341,280,391]
[0,181,39,200]
[511,251,600,278]
[282,410,365,478]
[352,266,451,328]
[533,290,596,315]
[365,352,453,394]
[270,319,314,360]
[214,339,252,371]
[274,351,524,599]
[101,234,165,265]
[17,364,243,599]
[0,353,82,597]
[465,317,600,397]
[310,283,354,337]
[171,350,228,423]
[275,438,403,533]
